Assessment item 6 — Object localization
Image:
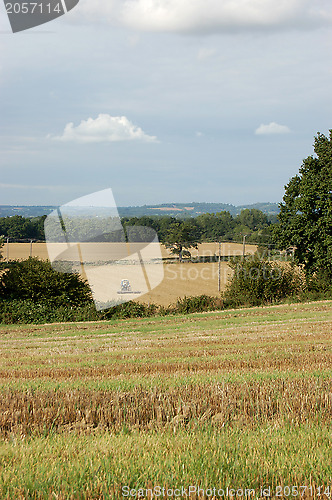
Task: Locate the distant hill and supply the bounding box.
[0,206,56,217]
[235,203,280,216]
[118,202,280,218]
[118,202,235,218]
[0,202,279,219]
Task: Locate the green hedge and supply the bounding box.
[0,296,221,324]
[0,256,330,325]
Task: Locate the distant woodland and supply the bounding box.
[0,208,274,246]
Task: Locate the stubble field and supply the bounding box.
[0,301,331,498]
[4,242,257,262]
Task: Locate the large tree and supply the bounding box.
[273,130,332,280]
[163,219,200,261]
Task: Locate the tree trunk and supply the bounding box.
[179,244,183,262]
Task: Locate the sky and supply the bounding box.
[1,0,332,208]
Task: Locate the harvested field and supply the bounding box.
[4,242,50,260]
[0,301,331,497]
[4,241,257,262]
[83,261,233,306]
[3,242,258,306]
[140,261,232,306]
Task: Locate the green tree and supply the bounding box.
[0,258,93,306]
[196,211,235,241]
[163,220,200,261]
[233,209,272,245]
[236,208,270,231]
[273,130,332,281]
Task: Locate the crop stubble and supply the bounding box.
[0,301,331,435]
[0,302,331,497]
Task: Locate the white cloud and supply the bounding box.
[255,122,291,135]
[49,114,158,144]
[75,0,332,34]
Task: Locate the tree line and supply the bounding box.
[0,215,46,241]
[0,209,273,246]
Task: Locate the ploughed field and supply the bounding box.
[0,301,331,498]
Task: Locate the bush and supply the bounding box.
[0,300,99,324]
[222,255,304,308]
[174,295,222,314]
[306,268,332,294]
[0,258,93,307]
[100,301,159,320]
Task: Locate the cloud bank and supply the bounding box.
[50,114,158,144]
[255,122,291,135]
[75,0,332,34]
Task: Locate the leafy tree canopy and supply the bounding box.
[235,208,269,231]
[196,211,235,241]
[273,130,332,280]
[163,219,200,261]
[0,258,93,306]
[0,215,46,240]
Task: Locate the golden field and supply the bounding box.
[3,241,257,262]
[135,262,233,305]
[2,242,257,306]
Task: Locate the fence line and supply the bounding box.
[1,239,290,265]
[2,239,47,262]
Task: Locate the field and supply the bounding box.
[3,242,257,306]
[0,301,331,498]
[4,242,257,262]
[136,262,232,305]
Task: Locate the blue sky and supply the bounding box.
[1,0,332,207]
